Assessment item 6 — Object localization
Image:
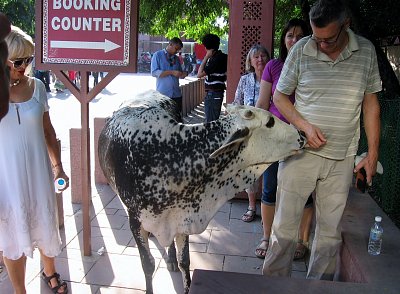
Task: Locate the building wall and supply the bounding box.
[138,34,196,55]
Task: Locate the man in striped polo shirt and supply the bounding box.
[263,0,381,280]
[197,34,228,122]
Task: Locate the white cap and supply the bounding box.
[55,178,66,190]
[375,216,382,222]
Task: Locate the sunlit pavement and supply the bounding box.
[0,73,308,293]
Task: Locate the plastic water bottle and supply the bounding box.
[368,216,383,255]
[55,178,66,192]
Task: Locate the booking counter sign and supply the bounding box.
[42,0,132,66]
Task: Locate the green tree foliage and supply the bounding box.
[275,0,400,39]
[2,0,399,44]
[139,0,229,41]
[0,0,35,37]
[274,0,400,96]
[354,0,400,39]
[349,0,400,96]
[1,0,399,94]
[273,0,304,56]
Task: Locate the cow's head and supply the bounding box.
[210,104,306,166]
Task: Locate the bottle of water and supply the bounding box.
[55,178,66,192]
[368,216,383,255]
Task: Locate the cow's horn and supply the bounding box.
[243,110,255,120]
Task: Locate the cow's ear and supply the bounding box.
[209,127,250,158]
[225,103,242,114]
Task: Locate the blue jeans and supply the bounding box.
[204,91,224,122]
[34,70,51,92]
[262,161,313,207]
[261,162,279,205]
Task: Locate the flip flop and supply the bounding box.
[255,237,269,259]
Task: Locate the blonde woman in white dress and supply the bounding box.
[0,25,69,294]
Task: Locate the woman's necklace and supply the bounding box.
[9,79,22,124]
[10,79,21,87]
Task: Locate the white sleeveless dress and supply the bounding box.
[0,78,61,260]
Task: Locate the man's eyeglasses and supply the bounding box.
[9,56,34,69]
[311,25,343,45]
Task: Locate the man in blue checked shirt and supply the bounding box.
[151,37,188,121]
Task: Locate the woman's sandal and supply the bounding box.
[241,207,256,222]
[255,237,269,259]
[294,240,308,260]
[41,271,68,294]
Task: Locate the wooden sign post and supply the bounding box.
[35,0,139,256]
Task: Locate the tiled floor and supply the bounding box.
[0,184,309,294]
[0,74,309,293]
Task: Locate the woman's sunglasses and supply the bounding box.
[9,56,34,69]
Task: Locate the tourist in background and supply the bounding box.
[33,58,51,93]
[151,37,187,120]
[233,44,270,222]
[197,34,228,122]
[0,11,11,272]
[0,12,11,121]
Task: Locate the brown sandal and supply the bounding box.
[255,237,269,259]
[242,207,256,222]
[41,271,68,294]
[294,240,308,260]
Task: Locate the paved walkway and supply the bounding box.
[0,73,309,293]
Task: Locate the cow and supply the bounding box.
[98,90,306,294]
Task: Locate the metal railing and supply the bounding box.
[358,95,400,227]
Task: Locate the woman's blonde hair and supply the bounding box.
[5,25,34,60]
[245,44,270,73]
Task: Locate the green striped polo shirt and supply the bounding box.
[277,29,382,160]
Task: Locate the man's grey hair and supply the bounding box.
[309,0,350,28]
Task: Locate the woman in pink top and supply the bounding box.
[255,18,314,260]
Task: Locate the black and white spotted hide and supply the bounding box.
[98,90,306,293]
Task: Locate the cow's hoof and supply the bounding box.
[166,261,179,272]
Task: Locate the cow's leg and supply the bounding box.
[129,213,154,294]
[166,241,179,272]
[175,234,191,294]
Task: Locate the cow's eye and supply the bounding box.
[266,116,275,128]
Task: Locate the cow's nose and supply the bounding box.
[297,130,307,148]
